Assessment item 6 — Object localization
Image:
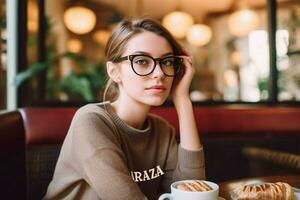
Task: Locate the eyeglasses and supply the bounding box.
[114,54,183,77]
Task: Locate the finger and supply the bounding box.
[179,55,193,64]
[180,56,193,66]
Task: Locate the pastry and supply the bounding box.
[232,182,294,200]
[176,180,213,192]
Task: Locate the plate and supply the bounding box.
[294,187,300,193]
[294,188,300,200]
[217,197,226,200]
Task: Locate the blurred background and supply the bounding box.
[0,0,300,109]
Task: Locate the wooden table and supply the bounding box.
[218,175,300,199]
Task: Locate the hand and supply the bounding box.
[171,54,195,104]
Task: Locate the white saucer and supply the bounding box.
[295,192,300,200]
[217,197,226,200]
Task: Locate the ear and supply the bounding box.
[106,61,121,83]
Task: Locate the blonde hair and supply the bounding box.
[103,18,185,102]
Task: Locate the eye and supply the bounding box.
[135,59,149,65]
[133,56,152,66]
[161,58,175,67]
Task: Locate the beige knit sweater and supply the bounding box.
[43,102,205,200]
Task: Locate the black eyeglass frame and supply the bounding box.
[114,54,183,77]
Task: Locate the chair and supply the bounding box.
[242,146,300,175]
[0,111,26,199]
[20,108,76,200]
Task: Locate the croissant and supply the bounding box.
[233,182,294,200]
[176,180,213,192]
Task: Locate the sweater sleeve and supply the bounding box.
[160,126,205,192]
[70,110,148,200]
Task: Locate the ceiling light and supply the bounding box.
[64,6,96,35]
[93,30,111,46]
[162,11,194,39]
[67,39,82,53]
[228,9,259,37]
[186,24,212,47]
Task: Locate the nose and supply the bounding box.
[151,62,165,78]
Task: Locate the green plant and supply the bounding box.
[16,52,107,102]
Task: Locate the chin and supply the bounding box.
[149,101,165,106]
[144,96,168,106]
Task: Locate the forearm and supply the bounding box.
[161,147,206,192]
[174,97,202,151]
[160,134,205,192]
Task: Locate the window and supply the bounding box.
[277,1,300,101]
[0,0,7,110]
[189,0,269,102]
[12,0,300,106]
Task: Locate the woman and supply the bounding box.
[44,18,205,200]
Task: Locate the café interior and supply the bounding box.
[0,0,300,199]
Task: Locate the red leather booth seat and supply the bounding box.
[19,108,76,145]
[1,105,300,200]
[21,106,300,145]
[152,106,300,134]
[19,106,300,145]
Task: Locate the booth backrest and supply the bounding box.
[1,105,300,200]
[152,106,300,134]
[0,111,26,200]
[20,106,300,145]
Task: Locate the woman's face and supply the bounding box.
[116,31,174,106]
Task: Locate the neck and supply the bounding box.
[111,97,150,129]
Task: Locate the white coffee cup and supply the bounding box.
[159,180,219,200]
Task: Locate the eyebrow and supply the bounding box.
[132,51,174,57]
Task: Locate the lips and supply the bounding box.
[146,85,166,90]
[145,85,167,95]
